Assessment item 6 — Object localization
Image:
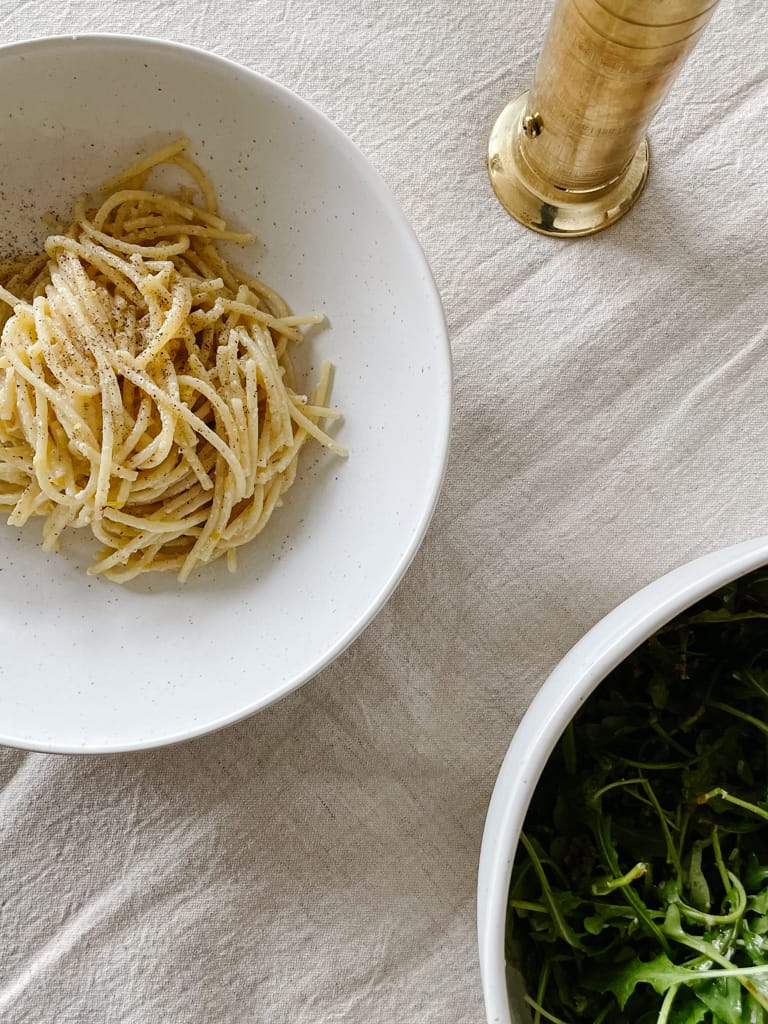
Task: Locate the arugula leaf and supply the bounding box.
[666,993,710,1024]
[693,976,745,1024]
[584,952,699,1010]
[687,842,711,912]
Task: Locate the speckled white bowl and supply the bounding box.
[478,536,768,1024]
[0,34,451,752]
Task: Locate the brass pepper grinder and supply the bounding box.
[488,0,721,237]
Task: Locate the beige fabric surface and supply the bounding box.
[0,1,766,1021]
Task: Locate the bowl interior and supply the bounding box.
[0,35,450,752]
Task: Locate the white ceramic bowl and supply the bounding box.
[477,536,768,1024]
[0,35,451,753]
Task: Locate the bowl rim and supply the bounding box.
[477,535,768,1024]
[0,32,452,754]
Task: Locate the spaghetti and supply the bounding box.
[0,138,345,582]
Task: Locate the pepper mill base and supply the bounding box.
[487,92,651,239]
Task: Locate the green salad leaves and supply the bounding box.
[507,569,768,1024]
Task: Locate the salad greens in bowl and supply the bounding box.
[478,538,768,1024]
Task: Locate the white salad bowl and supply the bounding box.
[478,535,768,1024]
[0,34,451,752]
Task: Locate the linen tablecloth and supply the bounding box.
[0,1,766,1021]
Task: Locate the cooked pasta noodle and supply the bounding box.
[0,138,345,582]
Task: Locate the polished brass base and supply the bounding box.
[487,93,650,238]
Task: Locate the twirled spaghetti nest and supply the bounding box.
[0,138,344,582]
